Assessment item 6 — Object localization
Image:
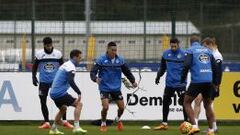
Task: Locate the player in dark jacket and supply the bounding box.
[154,38,188,130]
[90,42,137,132]
[32,37,73,129]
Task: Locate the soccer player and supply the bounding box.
[181,34,218,135]
[90,41,137,132]
[32,37,73,129]
[154,38,188,130]
[193,37,223,133]
[49,49,87,134]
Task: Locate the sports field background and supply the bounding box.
[0,121,240,135]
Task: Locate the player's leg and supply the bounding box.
[177,87,188,122]
[114,91,124,131]
[38,83,50,129]
[100,91,110,132]
[61,110,73,128]
[154,87,173,130]
[184,84,200,135]
[202,84,215,134]
[71,95,87,133]
[49,99,67,135]
[211,87,218,132]
[193,94,203,127]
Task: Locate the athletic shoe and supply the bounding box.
[49,129,64,134]
[117,121,123,131]
[39,122,51,129]
[187,127,200,135]
[63,121,74,129]
[206,130,215,135]
[154,123,168,130]
[73,127,87,134]
[100,125,107,132]
[202,129,218,133]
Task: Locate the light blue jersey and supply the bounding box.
[50,60,76,99]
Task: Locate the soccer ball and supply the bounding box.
[179,122,192,134]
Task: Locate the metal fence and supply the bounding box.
[0,0,240,71]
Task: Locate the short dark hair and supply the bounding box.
[43,37,52,45]
[70,49,82,59]
[107,42,117,48]
[170,38,179,44]
[190,33,200,44]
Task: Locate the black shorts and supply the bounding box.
[186,83,214,99]
[53,94,76,108]
[100,91,123,101]
[211,87,219,100]
[164,86,186,97]
[39,82,52,96]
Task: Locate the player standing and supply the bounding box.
[32,37,73,129]
[90,41,137,132]
[154,38,188,130]
[193,37,223,133]
[49,49,87,134]
[181,34,218,135]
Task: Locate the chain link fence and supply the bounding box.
[0,0,239,71]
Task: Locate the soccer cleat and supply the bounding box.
[154,123,168,130]
[73,127,87,134]
[49,129,64,135]
[206,130,215,135]
[202,129,218,133]
[117,121,123,131]
[100,125,107,132]
[187,127,200,135]
[39,122,51,129]
[63,121,74,129]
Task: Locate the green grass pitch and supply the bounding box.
[0,122,239,135]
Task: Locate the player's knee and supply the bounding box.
[194,99,202,106]
[60,106,67,113]
[102,106,109,112]
[163,96,172,106]
[76,102,83,109]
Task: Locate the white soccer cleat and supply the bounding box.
[49,129,64,134]
[73,127,87,134]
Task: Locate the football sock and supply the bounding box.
[74,121,80,128]
[213,121,217,130]
[101,121,106,126]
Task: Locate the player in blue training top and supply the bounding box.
[90,41,138,132]
[32,37,73,129]
[181,34,218,135]
[154,38,188,130]
[193,37,223,133]
[49,49,87,134]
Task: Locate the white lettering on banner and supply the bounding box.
[0,72,207,120]
[0,80,21,112]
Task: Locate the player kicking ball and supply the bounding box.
[49,49,87,134]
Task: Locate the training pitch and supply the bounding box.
[0,122,239,135]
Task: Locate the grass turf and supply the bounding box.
[0,123,239,135]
